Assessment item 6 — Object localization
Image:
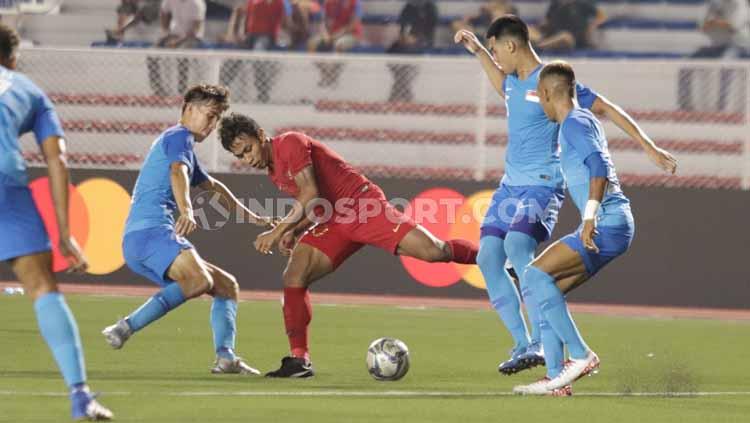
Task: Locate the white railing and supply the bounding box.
[17,47,750,190]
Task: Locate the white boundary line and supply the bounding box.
[1,390,749,398]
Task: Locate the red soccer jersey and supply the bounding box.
[324,0,363,38]
[245,0,287,39]
[269,132,369,202]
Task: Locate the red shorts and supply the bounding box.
[299,184,416,269]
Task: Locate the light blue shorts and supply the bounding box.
[0,184,52,261]
[560,223,635,276]
[122,225,194,286]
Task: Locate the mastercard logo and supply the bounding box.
[400,188,495,290]
[29,177,131,274]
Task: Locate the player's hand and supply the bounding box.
[254,229,281,255]
[175,209,197,237]
[59,236,89,274]
[646,145,678,174]
[581,219,599,253]
[279,230,297,257]
[256,216,279,229]
[454,29,483,54]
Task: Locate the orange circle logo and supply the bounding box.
[400,188,496,290]
[30,177,131,274]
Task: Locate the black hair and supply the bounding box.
[539,60,576,98]
[218,112,263,152]
[0,23,20,64]
[181,84,230,114]
[485,15,529,44]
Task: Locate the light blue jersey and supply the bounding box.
[558,108,633,227]
[0,65,65,187]
[124,125,209,234]
[502,65,597,188]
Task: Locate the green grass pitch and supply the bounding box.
[1,294,749,422]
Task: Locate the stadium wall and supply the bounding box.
[3,168,747,311]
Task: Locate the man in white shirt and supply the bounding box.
[679,0,750,111]
[148,0,207,96]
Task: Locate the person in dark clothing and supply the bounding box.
[386,0,438,102]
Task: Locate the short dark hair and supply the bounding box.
[0,23,20,64]
[182,84,230,113]
[486,15,529,44]
[540,60,576,98]
[218,113,263,152]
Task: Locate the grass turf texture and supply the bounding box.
[1,294,749,422]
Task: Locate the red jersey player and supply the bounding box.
[219,113,478,377]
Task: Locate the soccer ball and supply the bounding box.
[366,337,410,381]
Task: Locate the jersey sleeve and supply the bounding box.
[33,91,65,145]
[282,0,293,16]
[279,133,313,176]
[164,131,194,168]
[191,157,210,187]
[562,117,603,160]
[575,82,598,110]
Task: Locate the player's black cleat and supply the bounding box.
[265,356,315,378]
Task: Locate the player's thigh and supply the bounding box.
[283,242,336,288]
[166,248,213,298]
[530,240,587,282]
[8,252,58,300]
[202,261,239,300]
[395,225,449,262]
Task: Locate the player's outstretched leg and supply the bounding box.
[476,235,533,374]
[504,231,546,370]
[204,262,260,375]
[266,243,334,378]
[12,253,114,420]
[103,249,212,349]
[395,225,478,264]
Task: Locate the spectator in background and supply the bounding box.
[693,0,750,57]
[678,0,750,111]
[288,0,321,50]
[386,0,438,102]
[308,0,363,87]
[106,0,161,44]
[530,0,606,52]
[451,0,517,40]
[148,0,207,96]
[219,0,292,103]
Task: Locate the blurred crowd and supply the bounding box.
[104,0,612,55]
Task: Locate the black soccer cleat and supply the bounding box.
[265,356,315,378]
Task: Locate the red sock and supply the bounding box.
[283,287,312,361]
[446,239,478,264]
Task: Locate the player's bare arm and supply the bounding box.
[582,176,607,253]
[170,161,197,236]
[254,165,320,255]
[41,135,88,273]
[454,29,507,97]
[590,95,678,174]
[198,176,274,228]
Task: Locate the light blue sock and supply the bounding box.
[126,283,186,332]
[540,319,565,378]
[211,297,237,359]
[525,265,589,359]
[478,236,530,350]
[34,292,86,388]
[505,231,542,345]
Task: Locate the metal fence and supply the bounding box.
[17,47,750,190]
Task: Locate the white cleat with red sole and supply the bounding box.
[547,351,600,390]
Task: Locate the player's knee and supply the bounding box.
[183,270,213,298]
[476,241,494,270]
[222,272,240,299]
[282,268,307,288]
